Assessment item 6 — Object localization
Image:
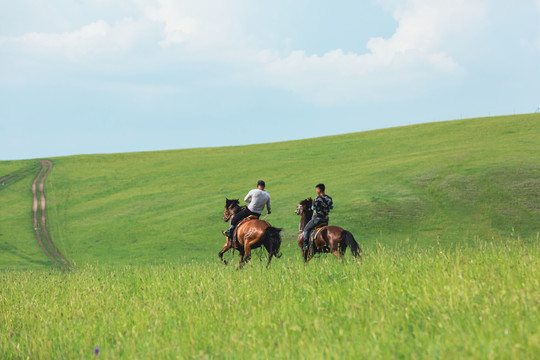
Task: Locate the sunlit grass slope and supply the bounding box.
[0,114,538,268]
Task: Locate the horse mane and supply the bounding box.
[300,198,313,208]
[226,198,242,210]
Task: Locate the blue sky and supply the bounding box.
[1,0,539,160]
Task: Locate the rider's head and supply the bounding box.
[257,180,266,190]
[315,183,325,195]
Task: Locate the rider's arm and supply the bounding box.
[266,195,271,213]
[312,197,319,211]
[244,190,253,204]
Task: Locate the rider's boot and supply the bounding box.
[223,225,234,238]
[302,237,309,251]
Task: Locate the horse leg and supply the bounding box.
[331,249,342,261]
[218,241,231,265]
[236,245,244,267]
[244,241,252,264]
[263,242,274,268]
[330,241,343,261]
[238,254,244,267]
[321,230,342,262]
[304,238,314,263]
[298,234,308,262]
[339,241,347,260]
[266,253,274,268]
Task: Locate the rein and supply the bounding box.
[223,204,242,222]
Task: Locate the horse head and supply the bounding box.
[223,198,240,222]
[295,198,313,215]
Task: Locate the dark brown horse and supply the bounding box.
[219,198,282,267]
[295,198,362,262]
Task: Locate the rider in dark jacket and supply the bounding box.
[303,183,333,250]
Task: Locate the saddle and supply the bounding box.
[232,215,259,242]
[243,215,259,222]
[309,223,328,244]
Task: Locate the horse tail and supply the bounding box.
[342,230,362,259]
[264,227,283,258]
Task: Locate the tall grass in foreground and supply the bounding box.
[1,239,539,359]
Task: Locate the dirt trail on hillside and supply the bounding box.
[32,160,73,270]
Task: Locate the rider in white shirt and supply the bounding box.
[223,180,272,238]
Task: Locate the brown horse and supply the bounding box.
[219,198,282,267]
[295,198,362,262]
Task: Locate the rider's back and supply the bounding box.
[245,188,271,214]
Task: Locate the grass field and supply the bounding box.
[1,114,539,358]
[0,114,538,268]
[1,239,538,359]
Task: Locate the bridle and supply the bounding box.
[295,201,313,232]
[223,207,233,222]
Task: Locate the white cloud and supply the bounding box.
[0,0,249,61]
[143,0,247,56]
[256,48,460,105]
[254,0,486,104]
[1,20,107,56]
[145,2,199,47]
[0,17,146,59]
[371,0,485,60]
[0,0,488,103]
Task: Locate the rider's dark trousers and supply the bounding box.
[228,208,261,235]
[231,208,260,227]
[303,216,329,245]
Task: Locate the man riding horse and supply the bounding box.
[295,186,360,262]
[223,180,271,239]
[302,183,333,251]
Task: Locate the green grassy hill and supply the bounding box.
[1,114,539,268]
